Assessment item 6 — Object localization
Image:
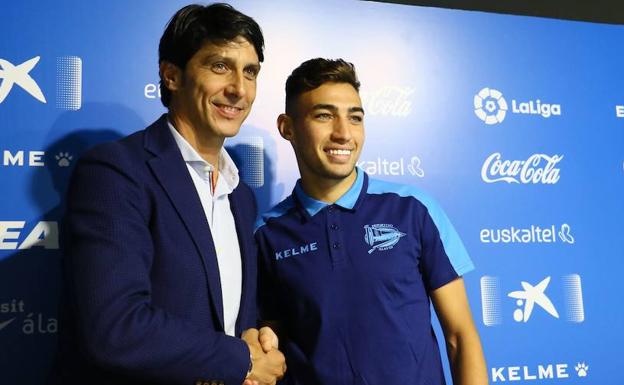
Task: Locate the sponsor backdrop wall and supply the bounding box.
[1,0,623,383]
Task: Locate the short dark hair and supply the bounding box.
[158,3,264,107]
[285,58,360,116]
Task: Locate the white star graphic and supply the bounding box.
[0,56,47,104]
[508,276,559,322]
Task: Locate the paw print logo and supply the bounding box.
[55,152,73,167]
[575,362,589,377]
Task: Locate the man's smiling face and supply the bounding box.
[286,82,365,185]
[170,36,260,140]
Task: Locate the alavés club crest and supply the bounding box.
[364,224,406,254]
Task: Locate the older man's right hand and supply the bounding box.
[241,328,286,385]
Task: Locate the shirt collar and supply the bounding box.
[167,119,240,192]
[294,167,364,217]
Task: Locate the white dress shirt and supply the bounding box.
[168,121,242,337]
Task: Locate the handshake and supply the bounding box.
[241,327,286,385]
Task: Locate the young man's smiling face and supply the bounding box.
[165,36,261,141]
[282,82,365,188]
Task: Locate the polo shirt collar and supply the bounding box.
[294,167,365,217]
[167,119,240,193]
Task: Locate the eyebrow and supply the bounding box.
[311,104,365,114]
[245,63,261,72]
[199,53,225,64]
[200,54,260,68]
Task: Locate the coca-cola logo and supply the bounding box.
[481,152,563,184]
[360,86,413,117]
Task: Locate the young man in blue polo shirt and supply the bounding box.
[255,58,488,385]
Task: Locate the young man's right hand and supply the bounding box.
[242,328,286,385]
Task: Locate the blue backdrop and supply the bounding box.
[1,0,623,384]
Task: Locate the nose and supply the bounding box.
[330,116,352,143]
[225,71,246,99]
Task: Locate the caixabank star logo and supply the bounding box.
[0,55,82,110]
[0,57,46,104]
[480,274,584,326]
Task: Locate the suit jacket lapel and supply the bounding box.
[230,189,255,334]
[144,115,225,330]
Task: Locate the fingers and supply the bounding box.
[267,349,287,379]
[241,328,259,341]
[242,327,285,385]
[258,326,279,352]
[241,328,261,351]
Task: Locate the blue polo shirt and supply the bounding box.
[255,169,474,385]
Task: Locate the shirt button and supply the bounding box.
[328,205,334,212]
[330,224,339,230]
[332,243,340,249]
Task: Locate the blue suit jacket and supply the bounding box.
[55,115,258,385]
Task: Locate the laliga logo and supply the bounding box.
[481,152,563,184]
[474,87,507,124]
[474,87,561,124]
[0,56,46,104]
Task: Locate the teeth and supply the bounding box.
[217,104,241,112]
[328,149,351,155]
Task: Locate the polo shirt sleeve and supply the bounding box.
[417,197,474,292]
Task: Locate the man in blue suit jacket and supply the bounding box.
[54,4,285,385]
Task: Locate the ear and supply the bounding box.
[277,113,295,141]
[159,61,183,92]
